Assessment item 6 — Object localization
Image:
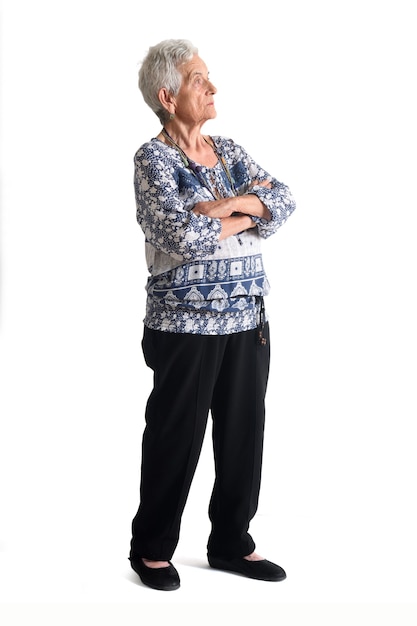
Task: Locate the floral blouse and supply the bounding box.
[134,136,296,334]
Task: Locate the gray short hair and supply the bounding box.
[138,39,198,124]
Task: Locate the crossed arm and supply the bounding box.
[192,180,272,241]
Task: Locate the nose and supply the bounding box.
[207,79,217,94]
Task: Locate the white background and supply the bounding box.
[1,0,416,623]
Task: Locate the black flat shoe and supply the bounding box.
[208,555,286,582]
[129,557,180,591]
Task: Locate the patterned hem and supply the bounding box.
[144,303,262,335]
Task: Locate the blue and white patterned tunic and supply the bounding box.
[134,136,296,334]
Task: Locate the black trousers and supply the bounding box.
[130,323,270,561]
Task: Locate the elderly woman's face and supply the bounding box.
[173,55,217,125]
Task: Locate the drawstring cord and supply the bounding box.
[257,296,267,346]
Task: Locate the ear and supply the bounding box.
[158,88,176,117]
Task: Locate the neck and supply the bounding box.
[162,121,207,151]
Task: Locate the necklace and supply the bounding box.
[161,128,237,199]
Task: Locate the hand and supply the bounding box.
[192,197,237,218]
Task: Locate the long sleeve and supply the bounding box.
[248,179,296,238]
[215,137,296,239]
[134,142,222,263]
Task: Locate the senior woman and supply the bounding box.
[129,39,296,591]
